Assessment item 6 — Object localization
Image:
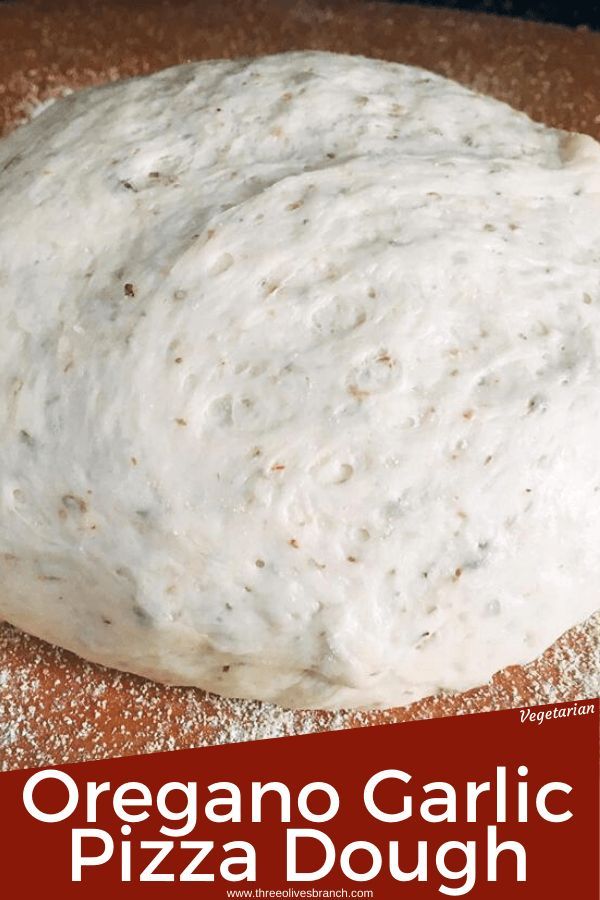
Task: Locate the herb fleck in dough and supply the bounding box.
[0,52,599,709]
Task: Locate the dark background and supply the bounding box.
[402,0,599,28]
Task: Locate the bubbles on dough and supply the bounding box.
[204,364,310,433]
[310,295,367,336]
[345,347,400,395]
[208,252,234,276]
[311,456,354,485]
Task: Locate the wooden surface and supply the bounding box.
[0,0,598,771]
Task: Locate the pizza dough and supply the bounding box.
[0,52,598,709]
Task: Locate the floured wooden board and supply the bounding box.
[0,0,599,770]
[1,616,598,770]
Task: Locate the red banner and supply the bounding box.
[0,699,597,897]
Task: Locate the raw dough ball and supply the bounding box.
[0,52,599,709]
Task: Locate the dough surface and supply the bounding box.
[0,52,599,709]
